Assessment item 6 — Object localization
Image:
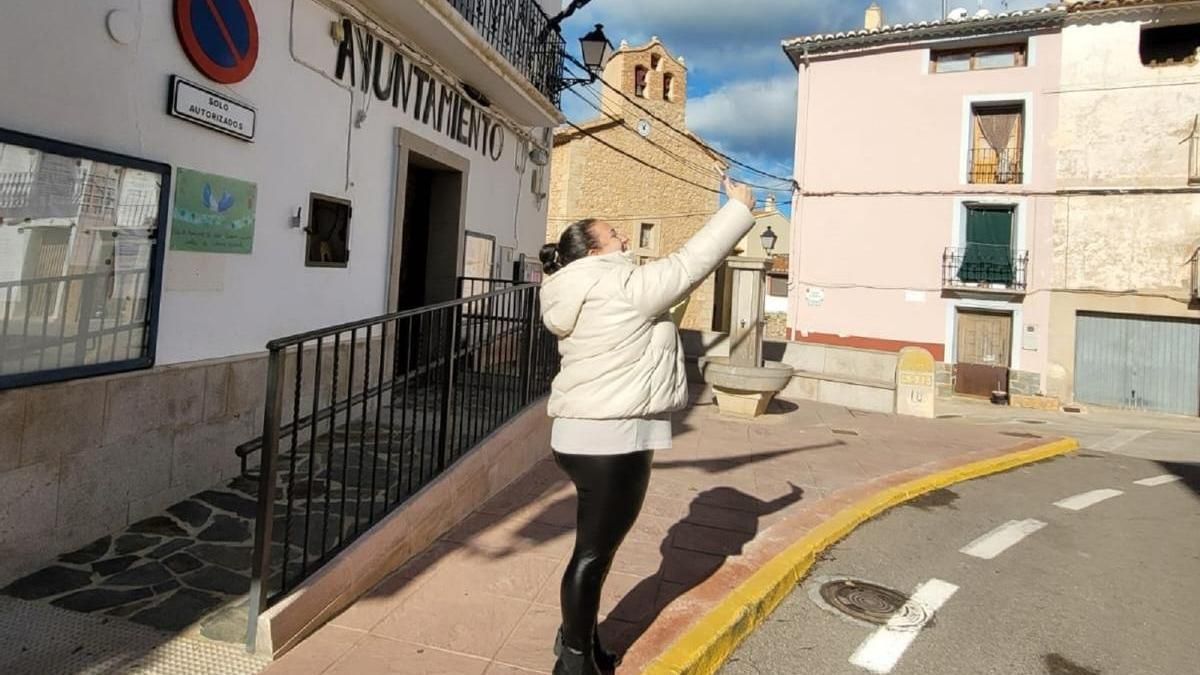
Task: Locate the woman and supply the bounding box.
[538,177,757,674]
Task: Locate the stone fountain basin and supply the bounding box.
[700,357,794,393]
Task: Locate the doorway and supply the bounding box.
[389,129,470,313]
[959,205,1015,286]
[954,308,1013,397]
[1075,312,1200,415]
[389,130,469,378]
[396,159,464,311]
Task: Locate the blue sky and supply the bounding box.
[559,0,1047,199]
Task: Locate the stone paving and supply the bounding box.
[3,474,261,637]
[1,378,519,668]
[261,393,1067,675]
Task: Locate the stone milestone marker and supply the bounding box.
[895,347,936,418]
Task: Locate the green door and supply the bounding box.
[959,207,1014,285]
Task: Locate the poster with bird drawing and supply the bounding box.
[169,167,257,254]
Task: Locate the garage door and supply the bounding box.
[1075,312,1200,416]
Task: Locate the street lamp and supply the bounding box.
[759,225,778,257]
[557,24,613,91]
[579,24,613,73]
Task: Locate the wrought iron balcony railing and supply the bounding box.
[968,147,1024,184]
[446,0,566,107]
[942,245,1029,292]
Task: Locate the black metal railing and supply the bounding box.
[0,171,36,209]
[458,275,519,298]
[967,147,1024,184]
[446,0,566,106]
[1,269,153,385]
[244,283,558,647]
[942,245,1029,291]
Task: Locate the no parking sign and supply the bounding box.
[173,0,259,84]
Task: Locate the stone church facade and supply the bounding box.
[548,38,725,330]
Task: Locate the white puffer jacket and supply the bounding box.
[540,201,756,419]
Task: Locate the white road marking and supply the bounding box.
[848,579,958,674]
[959,519,1047,560]
[1134,474,1182,487]
[1091,429,1150,452]
[1054,488,1124,511]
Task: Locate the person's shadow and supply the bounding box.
[599,483,805,656]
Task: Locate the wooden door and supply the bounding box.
[954,309,1013,397]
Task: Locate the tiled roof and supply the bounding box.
[782,4,1066,56]
[1066,0,1197,11]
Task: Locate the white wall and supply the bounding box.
[0,0,550,365]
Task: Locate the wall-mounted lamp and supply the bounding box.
[556,24,614,92]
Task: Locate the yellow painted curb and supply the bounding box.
[642,437,1080,675]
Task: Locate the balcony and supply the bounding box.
[942,245,1029,293]
[447,0,565,107]
[968,147,1024,184]
[358,0,565,125]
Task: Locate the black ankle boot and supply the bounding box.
[554,627,622,671]
[553,644,602,675]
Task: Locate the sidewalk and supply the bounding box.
[264,395,1069,674]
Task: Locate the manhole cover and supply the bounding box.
[818,579,927,628]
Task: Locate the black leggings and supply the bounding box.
[554,450,654,652]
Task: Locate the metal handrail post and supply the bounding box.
[245,346,287,652]
[436,307,460,471]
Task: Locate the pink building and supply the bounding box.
[783,5,1065,399]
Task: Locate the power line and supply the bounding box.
[794,186,1200,198]
[562,77,789,192]
[562,118,723,195]
[563,86,734,187]
[549,209,718,221]
[561,51,797,186]
[541,0,600,38]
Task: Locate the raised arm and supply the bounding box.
[622,178,757,318]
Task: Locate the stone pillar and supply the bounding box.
[895,347,936,418]
[724,256,772,368]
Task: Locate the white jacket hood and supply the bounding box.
[539,201,755,420]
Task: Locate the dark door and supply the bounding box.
[397,166,433,313]
[959,207,1014,286]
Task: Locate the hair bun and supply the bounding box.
[539,243,562,275]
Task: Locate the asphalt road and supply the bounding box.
[721,428,1200,675]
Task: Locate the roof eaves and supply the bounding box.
[781,4,1066,60]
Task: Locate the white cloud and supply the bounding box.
[687,74,798,162]
[563,0,854,76]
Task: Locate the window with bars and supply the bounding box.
[968,103,1025,184]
